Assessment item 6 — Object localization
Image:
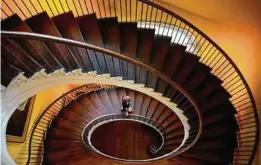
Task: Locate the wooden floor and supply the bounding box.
[91,120,162,160]
[53,151,175,165]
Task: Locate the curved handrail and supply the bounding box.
[82,114,167,162]
[140,0,259,163]
[26,83,111,165]
[1,31,202,161]
[1,0,258,163]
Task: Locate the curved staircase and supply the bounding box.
[45,87,186,164]
[1,0,259,165]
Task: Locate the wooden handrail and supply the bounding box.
[1,0,259,163]
[139,0,259,162]
[1,31,202,161]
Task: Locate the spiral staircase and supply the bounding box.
[0,0,259,165]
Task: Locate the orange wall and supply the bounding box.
[7,84,81,160]
[155,1,261,163]
[155,0,261,108]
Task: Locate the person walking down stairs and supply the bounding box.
[121,96,133,116]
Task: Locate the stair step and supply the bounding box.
[53,117,83,134]
[201,125,227,139]
[25,11,77,71]
[162,44,186,77]
[99,17,122,76]
[1,44,35,77]
[49,128,81,141]
[199,91,231,113]
[134,92,144,115]
[183,64,211,92]
[170,155,206,165]
[163,120,182,133]
[192,74,223,102]
[86,92,108,114]
[46,148,86,164]
[173,53,200,85]
[47,140,84,151]
[52,11,93,72]
[146,36,171,89]
[78,13,107,74]
[182,149,228,164]
[135,28,155,84]
[77,96,102,117]
[193,140,227,149]
[1,14,58,73]
[161,114,179,129]
[156,108,172,124]
[96,90,115,114]
[140,95,152,117]
[59,108,89,127]
[145,99,160,119]
[119,22,137,80]
[165,128,184,139]
[106,89,121,113]
[1,57,20,86]
[151,103,166,121]
[68,101,96,121]
[164,137,184,146]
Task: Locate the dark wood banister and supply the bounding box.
[140,0,259,162]
[25,84,108,165]
[1,0,258,163]
[1,31,203,160]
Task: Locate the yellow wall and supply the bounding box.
[154,1,261,164]
[6,84,81,160]
[154,0,261,109]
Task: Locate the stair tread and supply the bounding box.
[161,44,186,77]
[173,52,200,85]
[49,128,81,141]
[53,117,83,134]
[1,14,59,73]
[46,148,86,164]
[135,28,155,84]
[1,44,36,77]
[106,89,121,113]
[46,140,85,151]
[86,91,108,114]
[25,11,78,70]
[99,17,122,76]
[134,92,144,115]
[183,64,211,92]
[140,95,152,117]
[119,22,137,80]
[182,149,229,163]
[146,36,171,89]
[77,95,102,117]
[145,99,160,119]
[151,103,166,121]
[170,155,204,165]
[52,11,93,72]
[69,101,96,120]
[1,57,21,86]
[96,90,115,114]
[78,13,107,74]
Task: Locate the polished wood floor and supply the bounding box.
[91,120,162,160]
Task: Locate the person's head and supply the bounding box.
[123,96,131,102]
